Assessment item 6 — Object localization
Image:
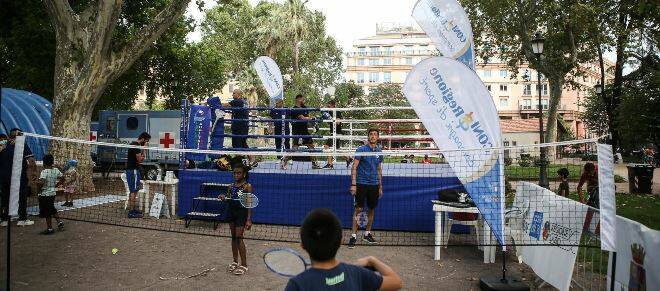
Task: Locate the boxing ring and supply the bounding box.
[177,101,465,232]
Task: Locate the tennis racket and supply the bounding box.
[263,247,376,277]
[222,192,259,209]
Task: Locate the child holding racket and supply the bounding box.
[219,163,253,275]
[284,209,402,290]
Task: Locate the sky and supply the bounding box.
[186,0,421,51]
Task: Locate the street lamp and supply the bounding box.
[595,82,603,95]
[532,33,549,189]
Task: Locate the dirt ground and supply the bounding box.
[0,220,538,291]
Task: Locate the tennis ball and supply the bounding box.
[112,248,119,255]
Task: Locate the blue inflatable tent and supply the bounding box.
[1,88,52,160]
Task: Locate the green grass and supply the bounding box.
[561,192,660,230]
[505,164,583,180]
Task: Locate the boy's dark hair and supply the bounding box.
[327,99,336,106]
[0,134,7,139]
[295,94,304,99]
[367,128,380,136]
[584,162,596,172]
[43,154,54,167]
[300,209,342,262]
[557,168,569,178]
[138,132,151,141]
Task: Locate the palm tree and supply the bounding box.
[279,0,313,74]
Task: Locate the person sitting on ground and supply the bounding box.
[285,208,402,291]
[577,162,599,208]
[422,155,432,164]
[556,168,570,198]
[37,154,65,235]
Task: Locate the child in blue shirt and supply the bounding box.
[285,209,402,291]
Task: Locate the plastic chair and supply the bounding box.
[120,173,145,210]
[444,212,482,247]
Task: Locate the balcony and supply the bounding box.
[347,50,435,57]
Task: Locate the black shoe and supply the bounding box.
[57,221,64,231]
[363,233,377,244]
[322,164,334,169]
[249,161,259,168]
[40,229,55,235]
[312,163,322,170]
[346,158,354,168]
[348,236,357,249]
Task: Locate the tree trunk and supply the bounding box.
[293,38,300,74]
[545,76,563,144]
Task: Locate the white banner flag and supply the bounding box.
[514,182,589,291]
[403,56,505,247]
[608,216,660,290]
[412,0,475,69]
[254,56,284,107]
[598,143,616,251]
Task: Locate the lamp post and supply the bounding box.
[532,33,548,189]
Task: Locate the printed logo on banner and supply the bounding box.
[529,211,544,240]
[254,56,284,107]
[629,243,647,290]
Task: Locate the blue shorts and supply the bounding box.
[125,169,141,193]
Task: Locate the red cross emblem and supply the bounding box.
[159,132,175,148]
[89,131,97,141]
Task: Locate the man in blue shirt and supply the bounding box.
[285,208,402,291]
[348,128,383,248]
[223,89,256,167]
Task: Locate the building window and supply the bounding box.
[383,58,392,65]
[405,57,413,65]
[369,58,379,65]
[499,97,509,107]
[358,47,366,56]
[536,84,548,95]
[370,46,380,56]
[369,72,379,83]
[500,70,508,77]
[357,72,365,83]
[384,72,392,83]
[500,84,508,92]
[541,99,549,109]
[384,46,392,56]
[504,141,510,146]
[512,141,517,146]
[405,45,413,55]
[483,70,492,77]
[419,44,428,53]
[523,84,532,95]
[522,99,532,109]
[358,58,365,66]
[486,84,492,92]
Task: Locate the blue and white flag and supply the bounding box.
[412,0,476,70]
[403,57,505,247]
[254,56,284,107]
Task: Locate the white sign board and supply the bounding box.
[149,193,166,219]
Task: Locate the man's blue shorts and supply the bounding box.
[125,169,141,193]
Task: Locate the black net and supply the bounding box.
[10,133,603,250]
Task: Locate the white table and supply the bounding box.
[142,179,178,218]
[432,200,496,263]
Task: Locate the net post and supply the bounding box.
[6,134,25,291]
[179,99,188,170]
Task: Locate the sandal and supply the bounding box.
[227,262,239,273]
[233,265,248,276]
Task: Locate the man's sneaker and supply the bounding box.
[0,221,8,227]
[346,158,354,168]
[249,161,259,168]
[40,229,55,235]
[57,221,65,231]
[322,164,334,169]
[363,233,377,244]
[312,163,322,170]
[17,219,34,226]
[347,236,357,249]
